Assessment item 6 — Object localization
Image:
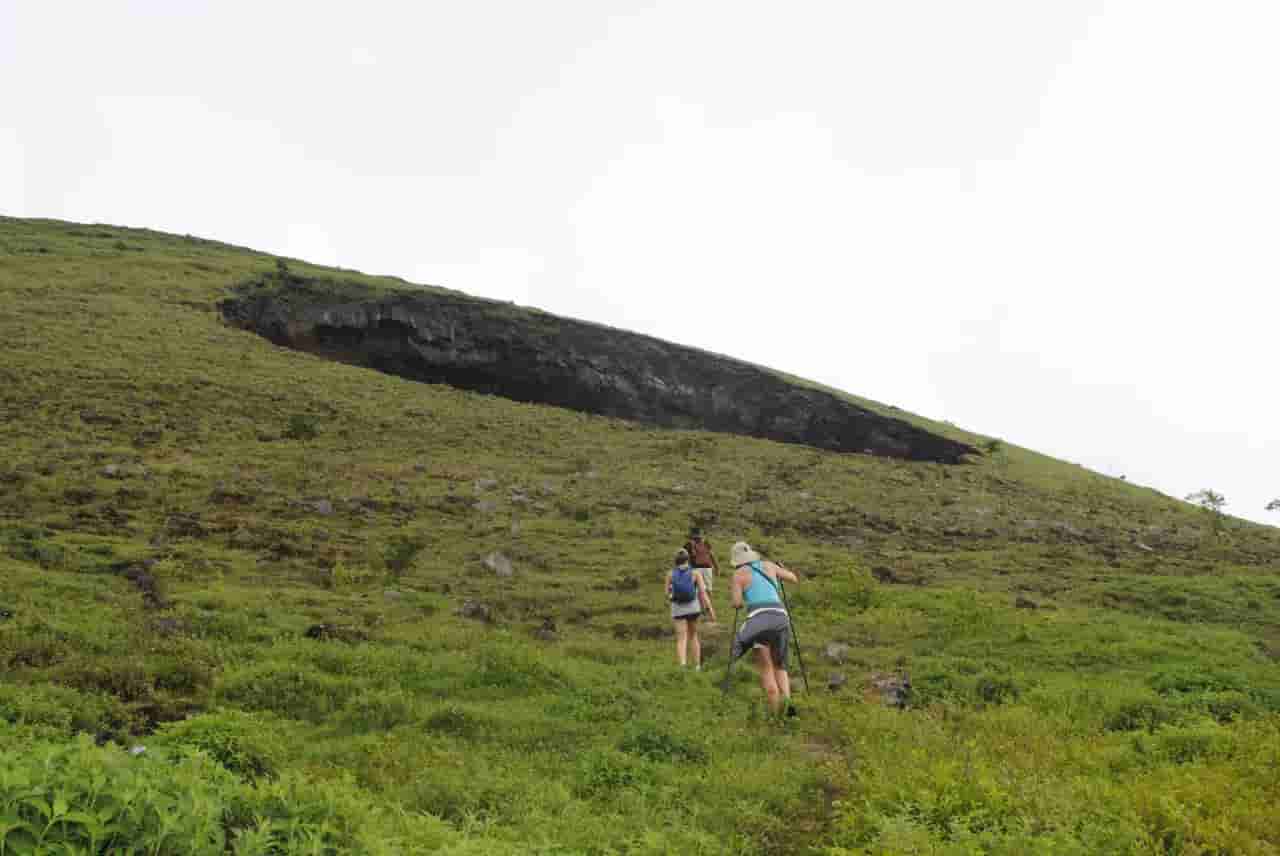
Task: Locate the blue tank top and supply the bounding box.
[743,561,783,611]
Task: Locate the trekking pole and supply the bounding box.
[721,607,740,694]
[777,577,809,693]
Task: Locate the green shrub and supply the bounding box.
[425,704,483,738]
[0,683,128,738]
[574,749,651,798]
[975,674,1021,705]
[341,688,419,732]
[218,664,357,722]
[0,735,454,854]
[1104,696,1182,733]
[463,647,565,693]
[382,536,423,577]
[154,710,285,781]
[284,413,319,441]
[618,720,706,763]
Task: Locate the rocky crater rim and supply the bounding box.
[218,275,977,464]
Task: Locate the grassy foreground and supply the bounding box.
[2,216,1279,854]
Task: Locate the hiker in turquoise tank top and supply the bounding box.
[667,549,717,669]
[727,541,799,714]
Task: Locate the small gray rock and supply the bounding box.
[312,499,334,516]
[102,464,122,478]
[458,600,492,622]
[828,672,848,692]
[476,499,498,514]
[824,642,850,664]
[1014,596,1038,610]
[474,478,499,492]
[383,589,404,601]
[482,552,514,577]
[870,672,912,708]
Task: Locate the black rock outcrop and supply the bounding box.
[219,280,974,463]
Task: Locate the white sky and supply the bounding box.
[3,1,1277,525]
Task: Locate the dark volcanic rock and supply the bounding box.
[220,284,975,462]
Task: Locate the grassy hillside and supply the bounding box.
[2,216,1279,855]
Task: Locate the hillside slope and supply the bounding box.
[2,217,1279,854]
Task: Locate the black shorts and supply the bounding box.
[674,612,701,623]
[731,610,790,668]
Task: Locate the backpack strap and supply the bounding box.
[750,561,780,597]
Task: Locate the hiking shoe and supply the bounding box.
[784,702,798,718]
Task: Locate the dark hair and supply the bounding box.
[689,527,703,538]
[674,549,690,565]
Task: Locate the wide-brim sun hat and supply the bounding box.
[730,541,761,567]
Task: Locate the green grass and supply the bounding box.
[2,216,1279,854]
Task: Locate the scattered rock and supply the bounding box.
[121,564,169,610]
[129,745,147,756]
[80,408,121,426]
[476,499,498,514]
[457,600,493,622]
[824,643,850,664]
[828,672,849,692]
[303,623,368,643]
[311,499,335,516]
[1136,541,1155,553]
[413,462,428,474]
[1014,596,1038,610]
[869,672,912,708]
[383,589,404,601]
[533,617,558,642]
[151,617,184,637]
[871,566,898,584]
[474,478,499,492]
[482,552,514,577]
[538,481,556,496]
[101,464,122,479]
[617,575,641,591]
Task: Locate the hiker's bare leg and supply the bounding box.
[673,619,689,666]
[776,668,791,701]
[755,646,782,712]
[689,625,702,668]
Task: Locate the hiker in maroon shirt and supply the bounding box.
[682,527,721,595]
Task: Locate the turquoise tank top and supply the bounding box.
[743,561,783,612]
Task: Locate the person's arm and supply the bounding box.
[697,574,717,622]
[709,541,721,573]
[730,569,745,609]
[768,561,799,584]
[665,569,673,601]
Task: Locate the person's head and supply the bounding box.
[730,541,761,567]
[674,549,691,567]
[689,527,703,541]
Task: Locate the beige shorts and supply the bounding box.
[694,567,713,591]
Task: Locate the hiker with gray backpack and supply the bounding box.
[725,541,800,716]
[667,548,717,669]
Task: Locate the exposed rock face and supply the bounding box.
[220,285,974,462]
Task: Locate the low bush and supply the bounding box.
[154,709,286,781]
[0,734,455,854]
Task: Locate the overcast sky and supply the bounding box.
[3,1,1277,524]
